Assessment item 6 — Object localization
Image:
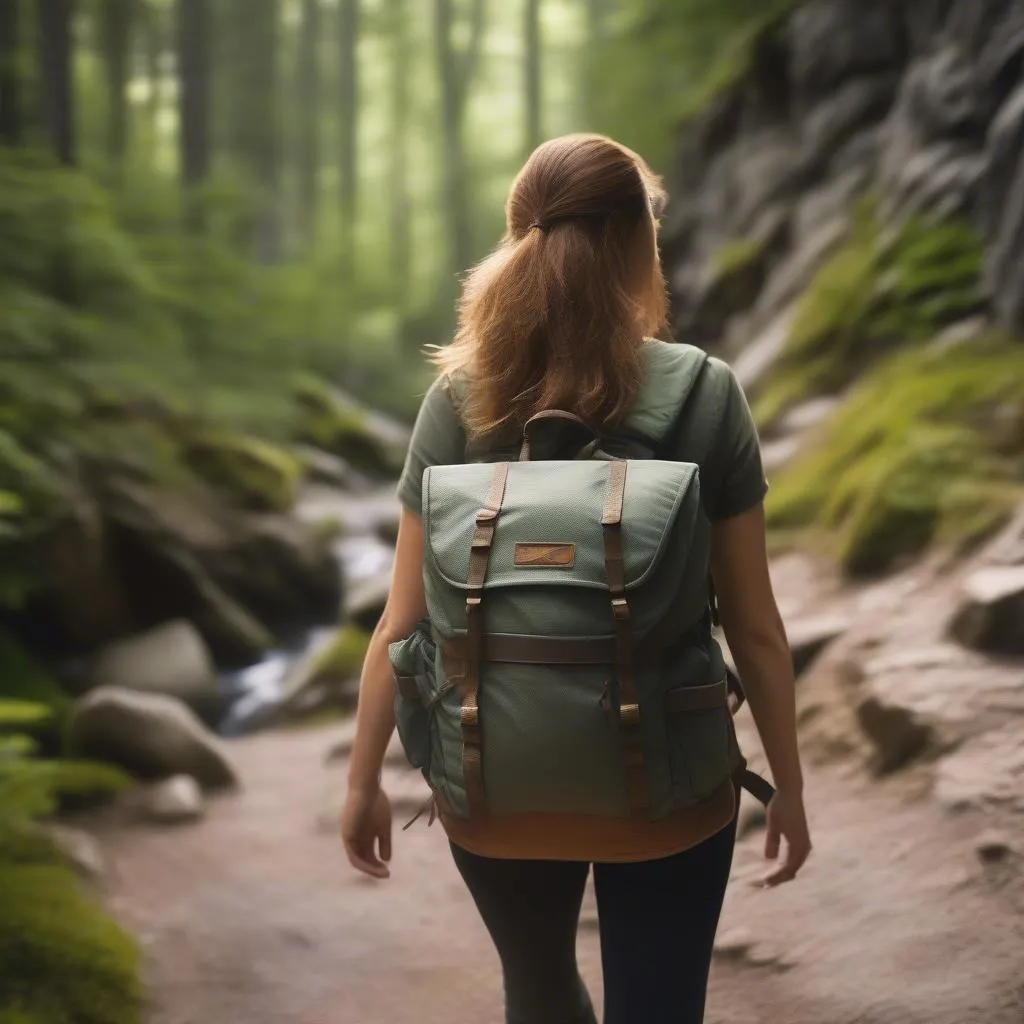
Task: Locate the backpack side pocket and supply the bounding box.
[664,680,739,807]
[388,621,438,773]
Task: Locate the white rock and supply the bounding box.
[143,775,205,824]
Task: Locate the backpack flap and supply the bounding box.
[423,458,710,641]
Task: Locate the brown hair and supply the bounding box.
[432,133,669,440]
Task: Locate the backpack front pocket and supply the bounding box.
[664,681,737,807]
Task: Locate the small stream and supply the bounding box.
[217,483,399,736]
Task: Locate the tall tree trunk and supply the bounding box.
[387,0,410,311]
[0,0,20,145]
[433,0,485,280]
[99,0,135,166]
[296,0,320,247]
[142,0,163,142]
[37,0,76,166]
[523,0,541,156]
[177,0,209,227]
[228,0,280,260]
[337,0,359,275]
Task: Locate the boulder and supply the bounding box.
[68,687,239,790]
[102,479,338,665]
[140,775,205,825]
[89,620,220,721]
[948,565,1024,654]
[855,692,936,774]
[788,614,851,676]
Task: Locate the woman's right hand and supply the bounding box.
[341,784,393,880]
[761,789,811,887]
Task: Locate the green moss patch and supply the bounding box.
[766,338,1024,576]
[755,200,985,429]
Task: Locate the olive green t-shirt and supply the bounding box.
[397,341,768,521]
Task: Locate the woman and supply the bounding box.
[341,133,811,1024]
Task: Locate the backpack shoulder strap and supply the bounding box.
[618,340,710,455]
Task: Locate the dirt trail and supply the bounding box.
[77,718,1023,1024]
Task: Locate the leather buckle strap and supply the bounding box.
[460,461,509,817]
[601,460,650,816]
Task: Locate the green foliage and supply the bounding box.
[0,699,140,1024]
[766,339,1024,576]
[0,633,71,713]
[755,201,985,427]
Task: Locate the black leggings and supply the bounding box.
[449,815,737,1024]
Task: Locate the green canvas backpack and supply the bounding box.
[389,342,773,823]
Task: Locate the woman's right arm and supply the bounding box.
[712,503,812,885]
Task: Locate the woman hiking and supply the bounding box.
[341,132,811,1024]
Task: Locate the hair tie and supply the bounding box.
[528,221,547,232]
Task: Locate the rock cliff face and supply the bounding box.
[662,0,1024,355]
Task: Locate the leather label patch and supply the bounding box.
[514,542,576,568]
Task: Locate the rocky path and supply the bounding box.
[78,716,1024,1024]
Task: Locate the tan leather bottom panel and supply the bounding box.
[440,782,736,863]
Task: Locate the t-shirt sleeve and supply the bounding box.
[396,375,467,515]
[703,361,769,521]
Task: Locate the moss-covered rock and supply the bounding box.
[277,625,371,723]
[692,236,772,337]
[292,375,407,478]
[766,338,1024,576]
[311,625,371,682]
[755,200,986,429]
[182,432,302,513]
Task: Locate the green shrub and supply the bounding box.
[0,700,140,1024]
[766,338,1024,575]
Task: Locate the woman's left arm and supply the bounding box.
[341,507,428,879]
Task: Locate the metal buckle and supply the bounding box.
[611,596,630,621]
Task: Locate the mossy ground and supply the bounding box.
[765,337,1024,576]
